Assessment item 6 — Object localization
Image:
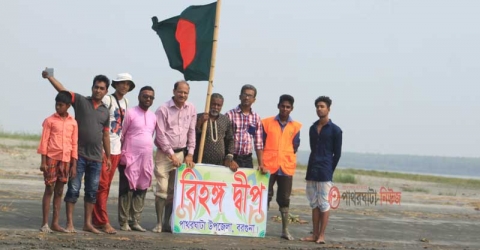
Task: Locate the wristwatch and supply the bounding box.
[225,154,233,161]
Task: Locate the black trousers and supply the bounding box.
[234,154,253,168]
[268,171,293,209]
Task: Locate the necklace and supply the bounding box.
[209,119,218,142]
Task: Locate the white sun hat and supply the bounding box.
[112,73,135,91]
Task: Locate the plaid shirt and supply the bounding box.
[226,105,264,155]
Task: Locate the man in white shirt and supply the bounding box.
[92,73,134,234]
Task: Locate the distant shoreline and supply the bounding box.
[1,131,478,179]
[296,151,480,179]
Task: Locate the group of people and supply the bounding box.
[37,69,342,244]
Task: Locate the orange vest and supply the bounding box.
[262,116,302,176]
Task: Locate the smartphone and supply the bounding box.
[45,68,54,77]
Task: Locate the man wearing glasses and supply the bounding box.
[152,80,196,233]
[117,86,156,232]
[226,85,266,173]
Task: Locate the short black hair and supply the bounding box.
[55,91,72,105]
[211,93,224,101]
[139,86,154,93]
[240,84,257,97]
[315,96,332,108]
[278,94,294,106]
[92,75,110,89]
[174,80,189,90]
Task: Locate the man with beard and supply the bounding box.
[301,96,342,244]
[42,69,111,234]
[117,86,156,232]
[262,94,301,240]
[93,73,135,234]
[194,93,238,171]
[226,85,266,173]
[153,80,196,233]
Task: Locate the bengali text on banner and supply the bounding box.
[171,164,270,237]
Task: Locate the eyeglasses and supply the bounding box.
[241,93,255,99]
[142,95,155,100]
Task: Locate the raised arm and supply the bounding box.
[42,68,67,92]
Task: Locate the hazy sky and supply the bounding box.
[1,0,479,157]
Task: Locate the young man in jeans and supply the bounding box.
[42,69,111,234]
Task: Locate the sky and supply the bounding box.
[0,0,479,158]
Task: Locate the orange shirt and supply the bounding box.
[37,113,78,162]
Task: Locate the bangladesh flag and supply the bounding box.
[152,2,217,81]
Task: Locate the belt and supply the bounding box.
[234,153,252,158]
[173,147,186,153]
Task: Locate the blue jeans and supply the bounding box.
[64,156,102,204]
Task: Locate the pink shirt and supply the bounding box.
[154,99,197,155]
[121,106,156,190]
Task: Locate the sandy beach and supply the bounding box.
[1,137,479,250]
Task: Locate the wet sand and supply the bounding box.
[1,138,479,249]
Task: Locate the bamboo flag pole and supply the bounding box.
[197,0,222,163]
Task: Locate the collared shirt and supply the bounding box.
[155,99,197,155]
[71,92,110,162]
[263,115,301,176]
[226,105,263,155]
[37,112,78,162]
[305,119,343,182]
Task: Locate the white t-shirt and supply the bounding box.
[102,95,128,155]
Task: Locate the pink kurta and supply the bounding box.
[120,106,157,190]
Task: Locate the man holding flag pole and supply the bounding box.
[151,0,221,165]
[151,0,223,233]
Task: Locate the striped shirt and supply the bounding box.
[226,105,264,155]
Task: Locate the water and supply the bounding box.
[296,151,480,179]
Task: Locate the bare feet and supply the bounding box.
[315,236,326,244]
[300,235,317,242]
[40,224,53,233]
[65,224,77,233]
[152,224,162,233]
[83,224,102,234]
[101,223,117,234]
[281,230,294,240]
[120,223,132,231]
[131,223,146,232]
[51,224,68,233]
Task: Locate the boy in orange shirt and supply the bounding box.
[37,91,78,233]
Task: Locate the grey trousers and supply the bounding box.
[118,165,147,225]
